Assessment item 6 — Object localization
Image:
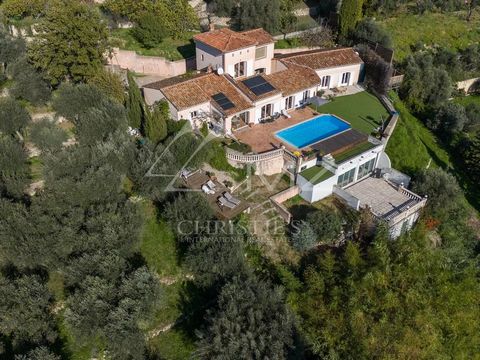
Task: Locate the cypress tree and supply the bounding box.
[339,0,364,37]
[145,101,168,144]
[126,71,143,129]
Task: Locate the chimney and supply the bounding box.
[209,23,215,32]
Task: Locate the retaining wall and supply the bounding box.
[107,48,196,76]
[269,186,299,223]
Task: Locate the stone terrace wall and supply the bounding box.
[107,48,196,76]
[269,186,299,223]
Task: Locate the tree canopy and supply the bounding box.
[29,0,110,85]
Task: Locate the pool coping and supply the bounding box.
[274,113,352,150]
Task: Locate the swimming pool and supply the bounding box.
[276,114,351,149]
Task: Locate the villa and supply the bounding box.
[141,27,426,238]
[143,27,364,134]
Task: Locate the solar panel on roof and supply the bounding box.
[242,76,265,88]
[212,93,235,111]
[241,76,276,96]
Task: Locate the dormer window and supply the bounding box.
[255,46,267,60]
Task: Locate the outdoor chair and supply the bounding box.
[201,184,215,195]
[218,196,237,209]
[206,180,216,190]
[224,192,241,205]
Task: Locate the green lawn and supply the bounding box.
[313,91,390,134]
[334,141,376,163]
[140,202,196,360]
[454,95,480,106]
[381,11,480,62]
[110,29,196,61]
[141,203,181,277]
[299,165,334,184]
[275,37,303,49]
[386,92,452,174]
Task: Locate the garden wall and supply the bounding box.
[269,186,299,223]
[107,48,196,76]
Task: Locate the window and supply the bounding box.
[285,96,295,110]
[357,158,375,180]
[301,165,307,171]
[190,111,198,119]
[321,75,331,88]
[337,168,356,187]
[255,46,267,60]
[301,90,310,103]
[255,68,266,75]
[341,72,351,85]
[234,61,246,78]
[201,54,204,61]
[261,104,272,119]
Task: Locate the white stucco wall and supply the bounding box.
[281,86,319,111]
[223,45,256,78]
[253,94,283,123]
[253,43,275,75]
[316,63,363,89]
[297,173,338,203]
[195,42,224,71]
[177,102,212,122]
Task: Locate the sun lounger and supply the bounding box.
[218,196,237,209]
[201,184,215,195]
[224,192,241,205]
[206,180,216,190]
[281,109,292,119]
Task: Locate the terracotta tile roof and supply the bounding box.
[278,47,363,70]
[145,72,253,116]
[240,28,275,46]
[193,28,273,52]
[265,63,320,96]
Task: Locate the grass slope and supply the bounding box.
[382,12,480,61]
[454,95,480,106]
[386,93,452,174]
[315,91,390,134]
[140,202,196,360]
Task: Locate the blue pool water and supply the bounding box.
[276,114,351,149]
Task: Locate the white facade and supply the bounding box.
[195,41,275,78]
[316,63,364,89]
[297,142,384,203]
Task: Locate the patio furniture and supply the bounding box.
[201,184,215,195]
[181,169,198,181]
[281,109,292,119]
[224,192,241,205]
[206,180,216,190]
[218,196,237,209]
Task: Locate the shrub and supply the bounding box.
[29,118,68,152]
[411,168,461,214]
[131,12,168,49]
[306,208,342,245]
[0,97,31,136]
[291,220,318,251]
[352,18,392,48]
[428,102,467,138]
[9,57,51,106]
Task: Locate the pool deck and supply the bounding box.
[233,107,319,153]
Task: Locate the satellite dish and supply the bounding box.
[216,67,224,75]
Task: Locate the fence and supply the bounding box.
[225,148,284,163]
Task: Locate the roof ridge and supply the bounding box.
[283,47,353,59]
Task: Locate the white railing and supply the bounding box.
[226,148,285,163]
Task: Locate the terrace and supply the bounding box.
[233,107,318,153]
[233,91,389,155]
[182,171,250,220]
